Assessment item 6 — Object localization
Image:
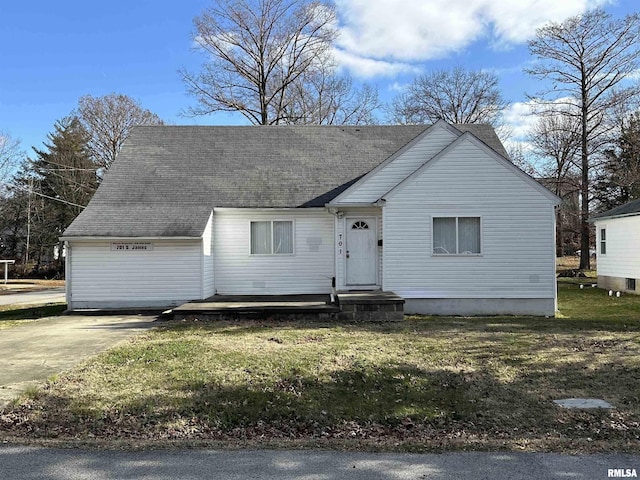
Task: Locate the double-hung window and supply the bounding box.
[432,217,481,255]
[250,220,294,255]
[600,228,606,255]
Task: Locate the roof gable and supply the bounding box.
[382,132,560,204]
[329,120,460,205]
[329,122,510,206]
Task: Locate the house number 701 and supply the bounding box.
[338,233,343,254]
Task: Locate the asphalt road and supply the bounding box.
[0,287,66,306]
[0,447,637,479]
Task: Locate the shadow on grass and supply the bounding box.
[161,313,640,339]
[0,304,66,322]
[0,363,498,438]
[5,359,638,451]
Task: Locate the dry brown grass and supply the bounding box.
[1,283,639,453]
[0,279,65,292]
[556,255,597,269]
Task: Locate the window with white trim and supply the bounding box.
[250,221,293,255]
[432,217,481,255]
[600,228,606,255]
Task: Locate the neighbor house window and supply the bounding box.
[433,217,481,255]
[600,228,606,255]
[250,221,293,254]
[626,278,636,291]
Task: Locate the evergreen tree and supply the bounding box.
[0,188,28,261]
[22,117,97,271]
[594,112,640,211]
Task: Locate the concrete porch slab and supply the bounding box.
[172,294,340,321]
[172,292,405,322]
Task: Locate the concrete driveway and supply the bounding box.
[0,314,158,406]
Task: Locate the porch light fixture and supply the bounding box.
[327,207,345,218]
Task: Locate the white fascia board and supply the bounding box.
[59,236,202,242]
[328,120,461,205]
[590,212,640,223]
[213,207,326,212]
[324,202,378,208]
[381,132,562,205]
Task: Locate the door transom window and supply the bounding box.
[351,221,369,230]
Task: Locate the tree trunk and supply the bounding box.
[556,209,563,256]
[579,82,591,270]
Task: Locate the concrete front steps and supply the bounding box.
[172,292,404,322]
[336,291,405,321]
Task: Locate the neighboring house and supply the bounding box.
[592,198,640,294]
[61,120,560,315]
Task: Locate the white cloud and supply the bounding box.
[485,0,613,44]
[388,82,409,93]
[333,48,419,79]
[502,97,581,159]
[503,101,538,143]
[335,0,614,75]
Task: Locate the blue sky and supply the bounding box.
[0,0,637,157]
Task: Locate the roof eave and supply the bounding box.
[60,235,204,241]
[590,211,640,223]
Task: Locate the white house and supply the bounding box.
[61,121,560,315]
[592,198,640,294]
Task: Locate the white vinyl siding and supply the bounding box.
[383,136,556,300]
[202,213,215,298]
[69,239,203,308]
[214,209,334,294]
[596,216,640,278]
[333,124,458,204]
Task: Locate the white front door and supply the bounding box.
[346,218,377,285]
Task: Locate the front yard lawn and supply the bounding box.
[1,281,639,452]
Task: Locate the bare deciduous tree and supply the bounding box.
[526,9,640,269]
[77,93,163,173]
[0,132,22,186]
[181,0,338,125]
[284,64,379,125]
[529,112,582,255]
[530,112,581,194]
[389,67,508,128]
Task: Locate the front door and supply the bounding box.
[346,218,376,285]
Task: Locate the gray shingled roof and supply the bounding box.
[591,198,640,221]
[63,124,508,238]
